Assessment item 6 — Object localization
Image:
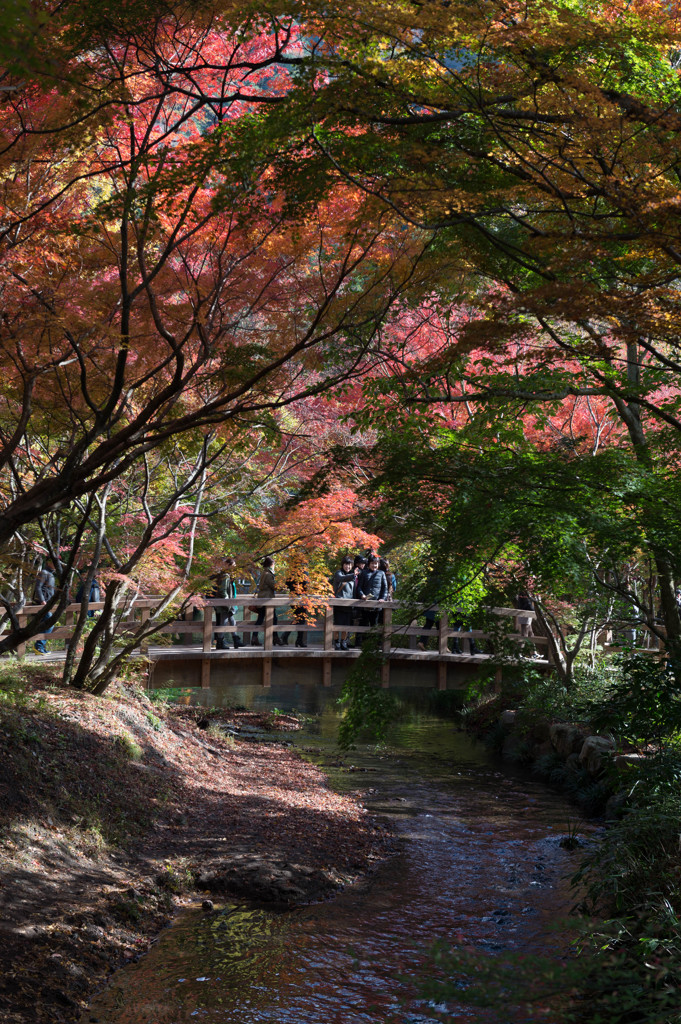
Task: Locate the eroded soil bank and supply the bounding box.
[0,671,390,1024]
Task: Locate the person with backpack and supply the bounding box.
[379,558,397,599]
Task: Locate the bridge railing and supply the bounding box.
[2,594,549,661]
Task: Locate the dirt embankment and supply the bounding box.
[0,670,391,1023]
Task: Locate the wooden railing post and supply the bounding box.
[263,604,274,650]
[64,608,75,653]
[324,602,334,652]
[241,599,252,645]
[202,603,213,654]
[17,613,26,657]
[438,609,448,655]
[382,606,392,656]
[140,606,150,655]
[183,605,193,645]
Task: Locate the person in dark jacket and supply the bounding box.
[75,571,101,619]
[357,555,388,636]
[213,557,243,650]
[331,555,357,650]
[515,593,534,637]
[33,562,56,654]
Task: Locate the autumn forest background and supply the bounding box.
[3,0,681,1020]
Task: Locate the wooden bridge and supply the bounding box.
[4,595,550,691]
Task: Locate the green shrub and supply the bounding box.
[590,655,681,749]
[337,637,398,749]
[156,863,193,894]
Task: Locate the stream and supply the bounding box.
[88,684,586,1024]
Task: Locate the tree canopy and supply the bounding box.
[3,0,681,681]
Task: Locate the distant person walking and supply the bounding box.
[213,557,243,650]
[252,556,281,647]
[33,562,56,654]
[75,571,101,618]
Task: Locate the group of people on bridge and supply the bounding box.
[211,552,398,651]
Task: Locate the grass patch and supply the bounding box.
[145,710,162,731]
[113,732,144,761]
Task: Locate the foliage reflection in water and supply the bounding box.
[90,694,579,1023]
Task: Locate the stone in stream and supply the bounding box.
[579,735,615,775]
[550,723,589,758]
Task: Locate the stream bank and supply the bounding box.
[0,669,389,1024]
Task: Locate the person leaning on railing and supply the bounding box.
[357,555,388,638]
[331,555,358,650]
[348,553,367,647]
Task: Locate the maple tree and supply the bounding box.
[0,3,434,665]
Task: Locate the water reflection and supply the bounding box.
[90,691,579,1024]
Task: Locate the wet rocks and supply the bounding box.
[550,723,589,758]
[196,854,349,906]
[579,735,615,775]
[492,709,626,816]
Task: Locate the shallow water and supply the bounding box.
[89,688,582,1024]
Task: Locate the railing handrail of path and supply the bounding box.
[2,593,548,662]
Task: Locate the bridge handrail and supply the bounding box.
[2,594,546,660]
